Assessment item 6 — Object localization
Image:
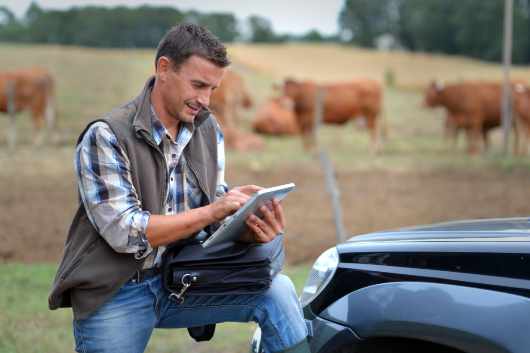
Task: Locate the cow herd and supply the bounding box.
[246,73,530,155]
[212,71,386,153]
[2,66,530,156]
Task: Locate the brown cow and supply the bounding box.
[252,96,299,135]
[0,68,55,146]
[282,78,383,151]
[442,112,499,151]
[424,81,519,154]
[223,127,264,151]
[209,70,262,150]
[210,70,253,129]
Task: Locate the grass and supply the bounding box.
[228,42,530,85]
[0,263,311,353]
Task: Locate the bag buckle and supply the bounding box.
[169,273,198,304]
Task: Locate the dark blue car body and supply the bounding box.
[252,217,530,353]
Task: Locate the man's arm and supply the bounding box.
[78,122,261,252]
[76,122,153,259]
[145,185,261,246]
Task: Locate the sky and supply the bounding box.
[2,0,344,35]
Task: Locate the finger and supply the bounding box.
[245,218,268,243]
[250,214,275,241]
[259,205,282,234]
[223,200,242,216]
[217,195,248,217]
[226,189,245,199]
[227,190,252,203]
[232,193,251,204]
[225,192,250,207]
[236,184,263,195]
[272,198,285,229]
[230,199,245,210]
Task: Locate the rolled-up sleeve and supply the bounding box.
[75,122,153,259]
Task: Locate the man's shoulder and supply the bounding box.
[77,120,118,149]
[104,100,138,128]
[83,121,112,136]
[77,99,138,146]
[94,98,141,139]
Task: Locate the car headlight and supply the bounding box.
[250,326,262,353]
[300,247,339,307]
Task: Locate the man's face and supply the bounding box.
[158,55,226,124]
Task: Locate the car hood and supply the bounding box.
[348,217,530,243]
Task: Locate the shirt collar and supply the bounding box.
[149,104,194,146]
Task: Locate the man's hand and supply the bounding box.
[242,198,285,243]
[209,185,262,222]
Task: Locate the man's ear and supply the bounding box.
[156,56,171,82]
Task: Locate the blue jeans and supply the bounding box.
[73,273,307,353]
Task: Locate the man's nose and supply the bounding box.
[197,91,210,108]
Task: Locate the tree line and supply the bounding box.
[2,1,530,64]
[339,0,530,64]
[0,3,335,48]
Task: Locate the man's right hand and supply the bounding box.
[146,185,263,247]
[209,185,262,222]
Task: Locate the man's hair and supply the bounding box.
[155,23,230,70]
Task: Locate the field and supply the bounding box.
[2,42,530,352]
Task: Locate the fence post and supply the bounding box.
[314,87,347,243]
[6,80,16,150]
[502,0,513,155]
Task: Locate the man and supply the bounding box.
[48,24,309,353]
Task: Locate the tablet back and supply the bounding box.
[201,183,295,248]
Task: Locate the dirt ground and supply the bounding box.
[2,159,530,265]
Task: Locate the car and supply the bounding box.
[251,217,530,353]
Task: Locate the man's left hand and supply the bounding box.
[241,199,285,243]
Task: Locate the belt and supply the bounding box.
[130,267,161,283]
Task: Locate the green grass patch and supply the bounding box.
[0,263,311,353]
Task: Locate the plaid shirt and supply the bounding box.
[75,108,227,268]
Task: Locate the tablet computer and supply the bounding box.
[201,183,296,248]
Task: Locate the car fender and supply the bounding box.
[319,281,530,353]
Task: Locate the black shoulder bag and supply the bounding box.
[161,234,285,341]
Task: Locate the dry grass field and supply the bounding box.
[228,43,530,85]
[2,42,530,353]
